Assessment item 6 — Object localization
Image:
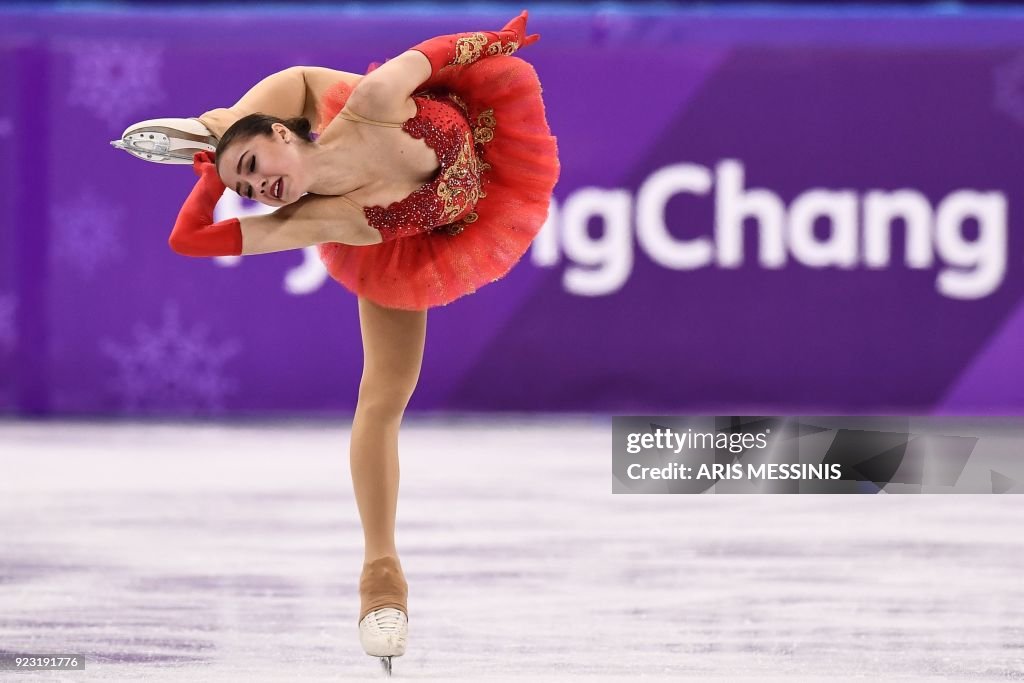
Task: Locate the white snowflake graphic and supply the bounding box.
[65,39,165,128]
[0,292,15,354]
[994,52,1024,127]
[100,302,241,415]
[51,189,125,279]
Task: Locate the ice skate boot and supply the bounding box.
[358,556,408,677]
[110,117,216,164]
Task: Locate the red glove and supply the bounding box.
[410,10,540,85]
[167,151,243,257]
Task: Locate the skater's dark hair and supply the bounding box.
[215,113,313,166]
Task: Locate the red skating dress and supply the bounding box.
[314,55,559,310]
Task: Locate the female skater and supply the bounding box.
[113,10,558,676]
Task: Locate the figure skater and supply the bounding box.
[112,10,558,676]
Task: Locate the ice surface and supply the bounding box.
[0,416,1021,681]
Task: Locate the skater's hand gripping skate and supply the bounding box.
[167,151,243,257]
[192,150,217,177]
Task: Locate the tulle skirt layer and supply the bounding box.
[314,55,560,310]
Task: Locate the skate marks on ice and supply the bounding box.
[0,418,1021,681]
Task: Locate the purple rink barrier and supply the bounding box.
[2,7,1024,416]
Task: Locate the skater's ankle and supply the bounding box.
[363,551,400,565]
[358,556,408,623]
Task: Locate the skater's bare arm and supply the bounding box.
[235,194,382,255]
[345,52,431,123]
[197,66,364,139]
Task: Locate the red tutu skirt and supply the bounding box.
[314,55,560,310]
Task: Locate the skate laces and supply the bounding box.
[369,608,406,633]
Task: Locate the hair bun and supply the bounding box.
[215,113,314,161]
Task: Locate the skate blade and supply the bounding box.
[109,138,196,163]
[380,655,392,676]
[109,128,214,164]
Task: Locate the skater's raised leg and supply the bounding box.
[196,65,363,139]
[113,66,363,163]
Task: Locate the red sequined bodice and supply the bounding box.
[361,93,486,240]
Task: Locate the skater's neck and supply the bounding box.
[302,135,372,197]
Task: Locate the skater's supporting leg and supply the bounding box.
[196,66,364,139]
[351,297,426,563]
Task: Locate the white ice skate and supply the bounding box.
[109,117,216,164]
[359,607,407,676]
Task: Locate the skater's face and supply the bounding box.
[218,123,308,207]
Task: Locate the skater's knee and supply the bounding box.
[355,383,415,420]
